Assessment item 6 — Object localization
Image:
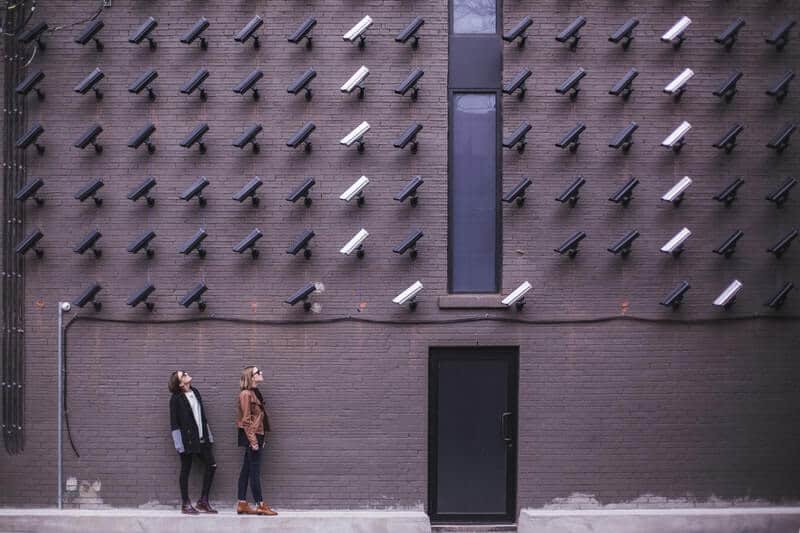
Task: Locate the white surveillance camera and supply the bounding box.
[713,279,742,309]
[660,227,692,256]
[341,66,370,95]
[661,176,692,204]
[661,121,691,151]
[340,121,370,150]
[340,176,370,204]
[662,16,691,45]
[664,68,694,96]
[343,15,373,44]
[501,281,532,309]
[340,228,369,256]
[393,280,423,309]
[60,301,72,312]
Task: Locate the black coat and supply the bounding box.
[169,387,214,454]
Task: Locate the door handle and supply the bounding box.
[501,412,512,444]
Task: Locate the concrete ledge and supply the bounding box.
[519,507,800,533]
[0,509,431,533]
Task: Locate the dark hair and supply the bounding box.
[168,371,181,394]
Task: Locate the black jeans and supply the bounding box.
[237,439,264,503]
[179,442,216,503]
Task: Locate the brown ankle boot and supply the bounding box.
[236,500,257,515]
[195,497,218,514]
[256,502,278,516]
[181,501,199,515]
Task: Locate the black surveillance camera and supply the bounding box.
[127,229,156,258]
[287,68,316,101]
[556,15,586,51]
[233,124,262,153]
[555,231,586,258]
[713,71,742,102]
[287,229,315,259]
[396,17,424,48]
[766,19,796,51]
[767,123,797,153]
[660,281,690,309]
[233,228,263,259]
[288,17,317,48]
[15,178,45,206]
[181,68,210,100]
[394,176,424,206]
[16,123,45,154]
[609,122,638,151]
[180,282,207,311]
[127,176,157,207]
[76,19,104,51]
[74,229,102,257]
[286,177,315,207]
[607,230,639,257]
[234,15,263,48]
[713,123,744,153]
[74,178,104,206]
[15,228,44,258]
[556,176,586,207]
[75,67,105,99]
[502,177,532,207]
[74,124,103,153]
[503,69,532,99]
[15,69,45,100]
[285,282,316,310]
[128,123,156,153]
[715,17,745,50]
[180,123,209,153]
[713,230,744,258]
[503,16,532,46]
[557,68,586,99]
[609,177,639,207]
[18,21,48,49]
[128,69,158,100]
[233,177,263,206]
[556,122,586,152]
[393,229,424,259]
[395,68,424,100]
[767,229,798,258]
[127,282,156,311]
[179,229,208,258]
[129,16,157,49]
[713,178,745,207]
[180,177,210,207]
[287,122,316,152]
[74,282,103,311]
[609,68,638,100]
[503,122,531,153]
[609,18,639,49]
[766,71,794,102]
[766,177,797,207]
[234,69,263,100]
[181,17,209,50]
[393,123,423,153]
[765,282,794,310]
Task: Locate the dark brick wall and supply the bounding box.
[1,0,799,514]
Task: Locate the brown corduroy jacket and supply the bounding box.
[237,389,270,448]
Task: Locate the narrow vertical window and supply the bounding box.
[452,0,497,34]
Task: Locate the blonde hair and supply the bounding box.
[240,366,258,391]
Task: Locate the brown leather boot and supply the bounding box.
[236,500,258,515]
[181,501,199,515]
[256,502,278,516]
[195,497,218,514]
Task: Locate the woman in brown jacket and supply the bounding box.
[236,365,278,516]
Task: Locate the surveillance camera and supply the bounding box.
[15,178,45,206]
[663,68,694,99]
[76,19,104,50]
[554,231,586,257]
[181,68,210,100]
[396,17,424,48]
[234,69,263,100]
[767,123,797,153]
[343,15,373,48]
[393,229,424,259]
[74,124,103,153]
[713,71,742,102]
[661,121,692,152]
[395,176,424,206]
[556,67,586,100]
[233,228,263,259]
[501,281,532,310]
[765,282,794,310]
[233,124,262,153]
[609,68,638,100]
[233,176,263,206]
[286,177,316,207]
[393,281,423,310]
[713,178,745,207]
[503,121,531,153]
[394,123,423,153]
[180,123,209,153]
[74,67,105,99]
[767,229,798,258]
[60,302,72,312]
[179,228,208,258]
[18,21,49,49]
[609,122,638,151]
[234,15,263,48]
[502,177,532,207]
[180,282,208,311]
[556,15,586,51]
[340,228,369,258]
[180,176,210,207]
[661,16,691,49]
[713,123,744,153]
[288,68,316,100]
[556,122,585,152]
[766,71,794,102]
[127,229,156,258]
[660,227,691,257]
[395,68,424,100]
[127,282,156,311]
[286,282,317,310]
[609,17,639,49]
[16,123,45,154]
[129,16,157,48]
[181,17,209,50]
[287,229,315,259]
[15,228,44,258]
[555,176,586,207]
[715,17,745,50]
[341,66,370,99]
[608,177,639,207]
[15,69,45,100]
[660,281,690,309]
[128,68,158,100]
[503,16,533,46]
[74,282,103,311]
[340,121,370,152]
[288,16,316,48]
[713,279,742,309]
[75,177,104,206]
[128,123,156,153]
[607,229,640,258]
[74,229,103,257]
[766,19,796,51]
[766,176,797,207]
[661,176,692,206]
[128,176,157,207]
[503,69,532,99]
[713,229,744,258]
[340,175,370,206]
[287,122,316,152]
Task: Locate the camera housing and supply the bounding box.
[609,18,639,49]
[286,282,317,310]
[180,123,209,153]
[287,177,315,207]
[340,121,370,152]
[715,17,745,50]
[18,21,49,49]
[129,16,157,49]
[394,123,423,152]
[180,282,208,311]
[340,176,370,206]
[233,177,263,206]
[127,282,156,311]
[16,69,45,100]
[661,176,693,206]
[556,16,586,51]
[15,228,44,258]
[609,68,638,100]
[234,69,263,100]
[15,178,45,206]
[76,19,104,50]
[340,229,369,258]
[556,122,585,152]
[287,122,316,152]
[713,123,744,153]
[766,19,796,51]
[555,176,586,207]
[660,281,690,309]
[288,68,316,100]
[343,15,373,48]
[395,68,424,100]
[502,177,532,207]
[503,121,531,153]
[609,122,638,151]
[341,66,370,99]
[660,227,692,257]
[287,229,315,259]
[181,17,209,50]
[74,124,103,153]
[233,124,263,153]
[766,177,797,207]
[713,229,744,258]
[16,123,45,154]
[501,281,532,310]
[713,71,742,102]
[767,229,798,258]
[607,229,640,258]
[503,16,533,46]
[661,121,692,152]
[180,176,210,207]
[128,68,158,100]
[393,281,423,310]
[663,68,694,100]
[234,15,263,48]
[181,68,209,100]
[713,280,743,310]
[128,177,157,207]
[74,229,103,257]
[128,123,156,153]
[713,178,745,207]
[75,178,104,206]
[289,17,317,48]
[393,229,424,259]
[554,231,586,258]
[233,228,263,259]
[608,177,639,207]
[503,69,532,99]
[395,176,424,206]
[766,71,794,101]
[661,16,691,49]
[74,67,105,99]
[179,229,208,258]
[396,17,424,48]
[74,282,103,311]
[765,282,794,310]
[556,68,586,99]
[767,123,797,153]
[127,229,156,258]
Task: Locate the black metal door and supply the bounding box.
[428,346,518,524]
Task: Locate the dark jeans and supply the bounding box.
[179,442,216,503]
[237,439,264,503]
